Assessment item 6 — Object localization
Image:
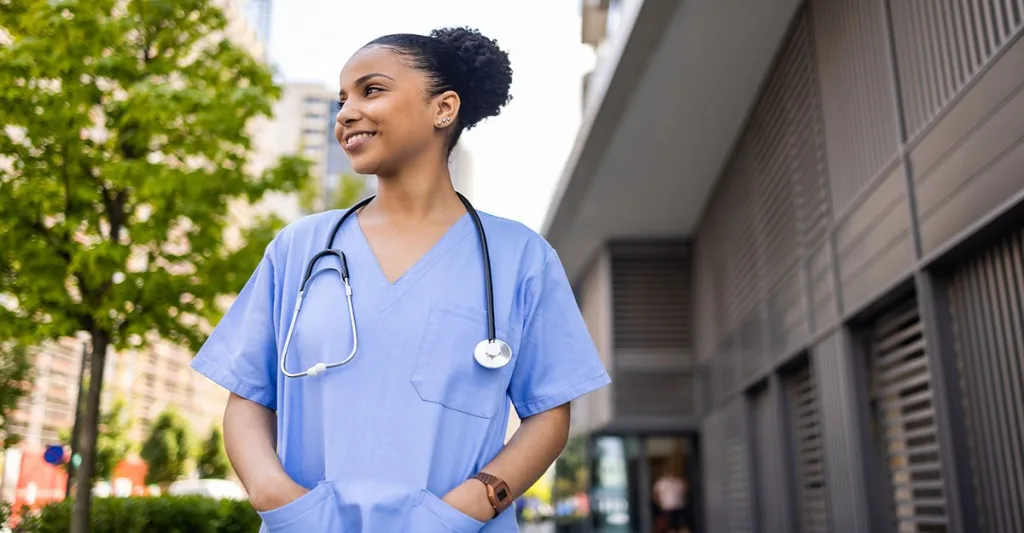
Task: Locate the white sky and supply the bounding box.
[266,0,595,231]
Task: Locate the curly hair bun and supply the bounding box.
[430,27,513,130]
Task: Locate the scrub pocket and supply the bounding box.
[406,489,486,533]
[411,300,516,419]
[258,482,344,533]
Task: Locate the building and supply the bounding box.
[241,0,273,49]
[546,1,1024,533]
[256,82,375,213]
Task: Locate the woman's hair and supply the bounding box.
[365,27,513,153]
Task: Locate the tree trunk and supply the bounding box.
[66,340,90,498]
[69,330,109,533]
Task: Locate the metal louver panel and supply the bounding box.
[725,401,755,533]
[811,0,900,214]
[614,370,695,418]
[751,385,787,533]
[703,406,729,533]
[717,154,764,328]
[610,243,691,357]
[785,362,830,533]
[788,9,832,249]
[866,299,949,533]
[694,233,721,362]
[698,7,829,337]
[739,307,765,383]
[948,228,1024,533]
[890,0,1024,138]
[610,243,695,419]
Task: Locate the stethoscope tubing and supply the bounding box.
[280,193,497,378]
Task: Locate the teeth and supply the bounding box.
[346,133,374,146]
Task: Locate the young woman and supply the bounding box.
[190,27,610,532]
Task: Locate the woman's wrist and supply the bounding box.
[249,473,307,512]
[442,478,495,522]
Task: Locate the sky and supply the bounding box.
[264,0,596,231]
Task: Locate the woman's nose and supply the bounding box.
[338,104,360,126]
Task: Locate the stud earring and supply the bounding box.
[437,117,452,127]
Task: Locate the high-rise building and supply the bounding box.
[241,0,273,49]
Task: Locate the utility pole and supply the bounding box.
[65,340,89,498]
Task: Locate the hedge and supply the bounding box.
[13,496,261,533]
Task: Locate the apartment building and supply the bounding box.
[548,1,1024,532]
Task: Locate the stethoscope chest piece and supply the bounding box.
[474,339,512,369]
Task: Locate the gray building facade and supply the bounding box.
[546,1,1024,532]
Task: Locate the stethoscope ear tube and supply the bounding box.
[455,192,497,342]
[299,249,351,292]
[282,193,506,378]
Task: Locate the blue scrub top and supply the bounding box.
[190,209,611,532]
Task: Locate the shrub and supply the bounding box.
[13,496,260,533]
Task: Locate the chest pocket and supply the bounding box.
[411,300,517,419]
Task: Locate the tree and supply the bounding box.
[139,408,192,489]
[60,396,133,483]
[0,2,311,532]
[197,425,231,480]
[0,342,32,450]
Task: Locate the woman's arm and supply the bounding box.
[223,393,308,512]
[443,403,570,521]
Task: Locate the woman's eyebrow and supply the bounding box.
[340,73,396,97]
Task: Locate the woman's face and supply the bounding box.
[335,46,446,176]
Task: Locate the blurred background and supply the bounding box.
[4,0,1024,533]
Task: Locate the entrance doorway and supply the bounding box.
[646,436,695,533]
[586,433,699,533]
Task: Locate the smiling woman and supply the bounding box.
[191,26,610,533]
[336,28,513,176]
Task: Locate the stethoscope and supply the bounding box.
[279,193,513,378]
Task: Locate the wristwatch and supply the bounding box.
[471,472,512,517]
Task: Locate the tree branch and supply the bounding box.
[29,220,71,264]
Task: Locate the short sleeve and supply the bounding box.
[509,247,611,418]
[190,249,279,410]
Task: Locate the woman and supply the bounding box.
[190,27,610,532]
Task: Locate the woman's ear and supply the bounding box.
[434,90,461,128]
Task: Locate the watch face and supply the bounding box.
[496,487,508,501]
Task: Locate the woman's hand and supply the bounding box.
[442,479,494,522]
[249,475,310,513]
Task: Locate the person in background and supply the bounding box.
[652,467,689,533]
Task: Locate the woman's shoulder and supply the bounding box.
[264,209,348,258]
[477,211,555,257]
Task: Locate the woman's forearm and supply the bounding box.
[223,393,306,511]
[443,403,571,520]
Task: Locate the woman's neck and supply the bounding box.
[368,151,464,223]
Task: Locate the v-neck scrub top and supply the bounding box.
[190,209,611,533]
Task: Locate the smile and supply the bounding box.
[344,132,376,149]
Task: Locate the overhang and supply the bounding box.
[543,0,804,283]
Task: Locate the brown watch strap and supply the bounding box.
[472,472,512,516]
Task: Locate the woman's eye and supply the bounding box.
[336,100,345,108]
[366,86,382,96]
